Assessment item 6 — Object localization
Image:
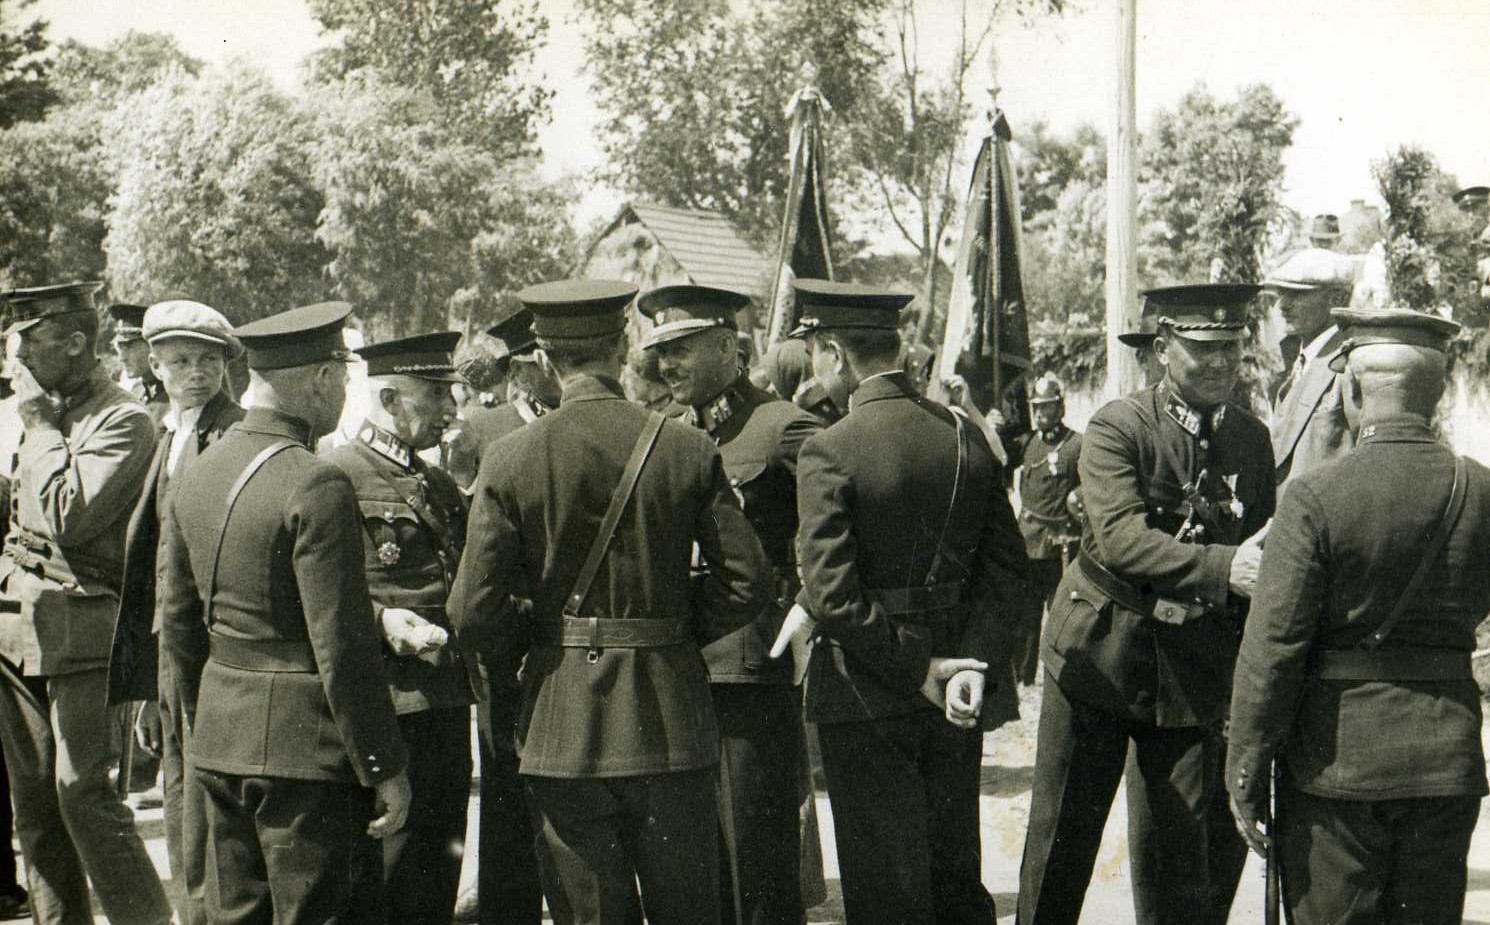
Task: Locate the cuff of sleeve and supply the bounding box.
[893,628,934,695]
[1225,751,1269,815]
[1204,544,1237,609]
[353,747,408,788]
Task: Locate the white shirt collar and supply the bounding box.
[163,402,204,436]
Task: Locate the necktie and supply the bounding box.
[1278,353,1306,405]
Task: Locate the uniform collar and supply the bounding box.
[689,374,750,434]
[239,407,316,447]
[1038,422,1070,444]
[59,365,109,413]
[1357,413,1439,445]
[558,374,626,405]
[848,370,914,412]
[512,392,552,423]
[356,420,417,469]
[1159,381,1226,437]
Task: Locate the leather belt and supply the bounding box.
[1075,552,1208,625]
[865,581,964,616]
[534,617,690,649]
[1310,648,1472,682]
[209,633,317,673]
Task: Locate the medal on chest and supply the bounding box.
[1046,449,1061,477]
[1222,473,1244,520]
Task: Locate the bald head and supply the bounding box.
[1344,342,1448,423]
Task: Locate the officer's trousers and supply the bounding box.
[1126,726,1246,925]
[1278,787,1478,925]
[817,710,992,924]
[713,683,804,925]
[477,678,543,924]
[1017,673,1210,925]
[525,767,720,925]
[191,765,370,924]
[1016,558,1064,686]
[158,657,207,923]
[0,664,171,925]
[350,705,472,924]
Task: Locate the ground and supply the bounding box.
[24,679,1490,923]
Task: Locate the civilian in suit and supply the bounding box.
[1266,248,1357,487]
[107,300,245,920]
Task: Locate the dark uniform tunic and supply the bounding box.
[796,371,1027,924]
[689,374,820,924]
[326,423,476,925]
[1229,415,1490,925]
[450,374,768,925]
[107,389,243,920]
[1019,381,1275,925]
[1013,423,1082,685]
[448,395,546,925]
[160,407,407,924]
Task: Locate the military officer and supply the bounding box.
[326,331,476,924]
[109,302,170,425]
[449,279,769,924]
[158,301,411,923]
[1017,284,1276,925]
[1011,374,1082,686]
[790,279,1028,922]
[105,299,245,919]
[1266,247,1357,486]
[1229,308,1481,925]
[1118,297,1164,384]
[0,282,172,925]
[451,304,548,925]
[640,284,821,924]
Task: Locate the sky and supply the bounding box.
[22,0,1490,242]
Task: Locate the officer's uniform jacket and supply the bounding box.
[1044,381,1275,727]
[1229,415,1490,814]
[159,407,406,787]
[447,396,548,491]
[449,374,769,778]
[1016,423,1083,560]
[124,374,171,429]
[1271,327,1354,486]
[107,390,244,704]
[0,366,156,676]
[796,372,1029,727]
[323,423,476,716]
[691,375,821,685]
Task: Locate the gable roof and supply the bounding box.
[594,202,770,295]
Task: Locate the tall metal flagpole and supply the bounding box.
[1105,0,1140,397]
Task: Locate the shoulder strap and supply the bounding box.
[204,440,299,627]
[925,408,972,583]
[562,413,666,631]
[1361,455,1468,651]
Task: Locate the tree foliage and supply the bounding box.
[1140,84,1298,284]
[104,65,328,320]
[578,0,886,245]
[0,0,56,128]
[311,74,576,337]
[1373,145,1483,327]
[0,105,110,286]
[50,31,202,107]
[307,0,551,158]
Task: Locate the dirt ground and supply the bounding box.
[33,679,1490,922]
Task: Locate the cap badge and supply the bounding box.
[1213,308,1228,322]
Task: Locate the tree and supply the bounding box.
[1140,84,1298,284]
[845,0,1065,342]
[104,65,328,320]
[0,104,110,286]
[307,0,551,158]
[1373,146,1483,327]
[50,31,202,106]
[0,0,56,128]
[578,0,886,245]
[310,74,576,337]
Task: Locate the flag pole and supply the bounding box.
[1104,0,1140,397]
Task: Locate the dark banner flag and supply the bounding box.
[937,110,1033,432]
[764,72,835,348]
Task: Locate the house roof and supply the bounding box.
[596,202,770,295]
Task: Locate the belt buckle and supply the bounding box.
[1152,598,1194,625]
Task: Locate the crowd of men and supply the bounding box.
[0,225,1483,925]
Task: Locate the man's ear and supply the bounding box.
[64,330,89,359]
[1152,334,1172,371]
[377,385,400,414]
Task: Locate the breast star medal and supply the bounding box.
[1222,474,1244,519]
[1047,449,1061,477]
[377,541,401,566]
